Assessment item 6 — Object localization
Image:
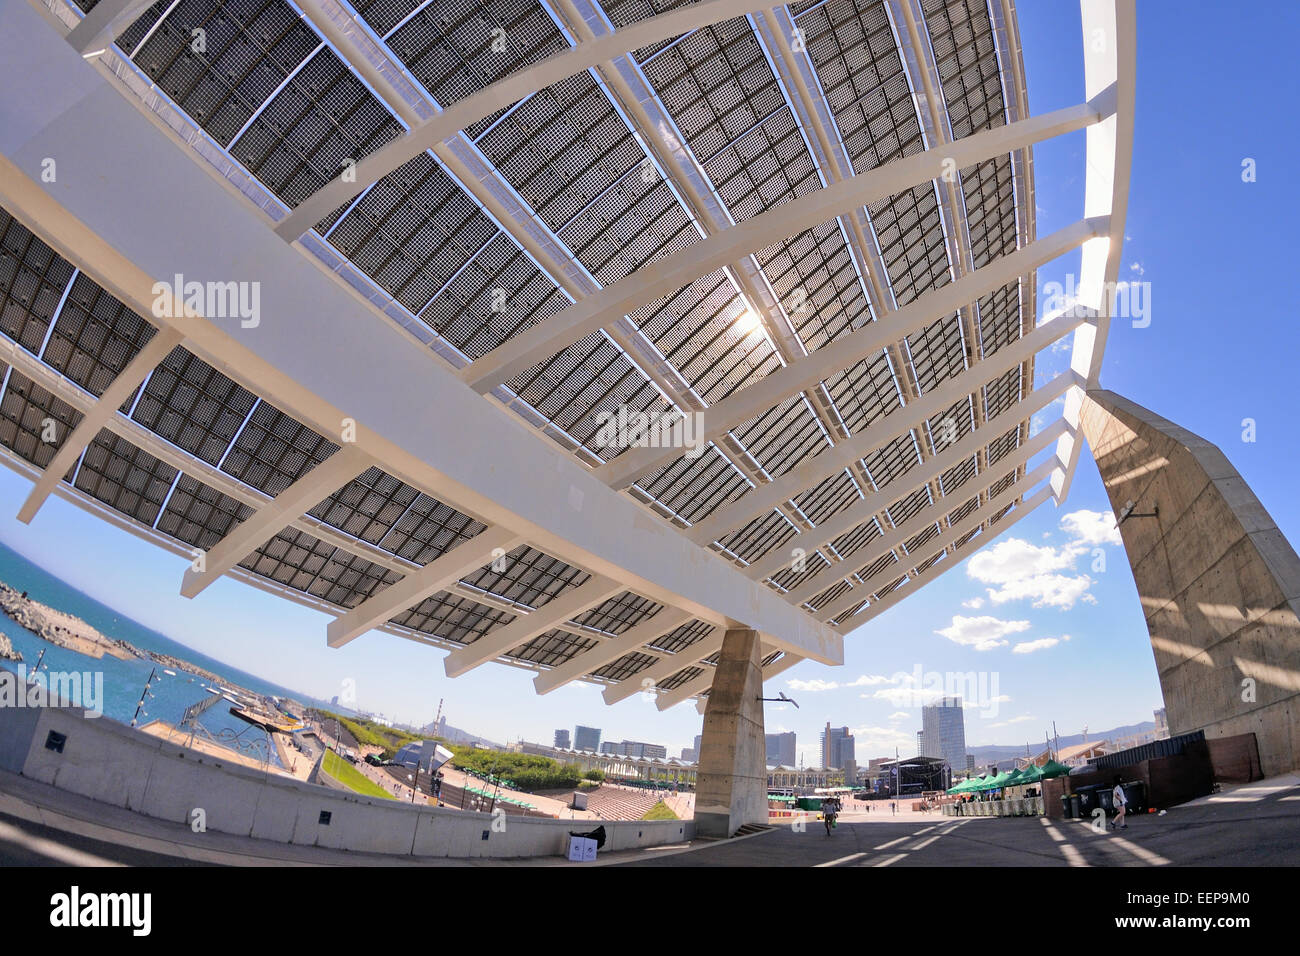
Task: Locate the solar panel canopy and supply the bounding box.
[0,0,1132,710]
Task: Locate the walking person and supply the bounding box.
[1109,776,1128,829]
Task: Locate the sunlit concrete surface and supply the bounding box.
[615,778,1300,867]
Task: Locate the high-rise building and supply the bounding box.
[966,754,975,772]
[917,730,924,754]
[821,724,854,769]
[681,747,697,763]
[765,732,796,767]
[694,734,703,756]
[921,697,967,771]
[574,725,601,752]
[554,729,571,749]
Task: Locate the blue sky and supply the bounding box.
[2,1,1298,769]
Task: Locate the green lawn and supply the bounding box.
[641,800,679,821]
[323,750,395,800]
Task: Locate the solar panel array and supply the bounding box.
[0,0,1043,699]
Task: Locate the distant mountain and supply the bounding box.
[420,720,503,751]
[967,720,1156,769]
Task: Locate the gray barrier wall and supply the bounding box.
[0,705,692,859]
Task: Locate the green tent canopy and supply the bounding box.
[1016,764,1044,784]
[1040,760,1072,779]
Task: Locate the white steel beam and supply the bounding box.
[180,444,371,598]
[684,308,1084,546]
[274,0,782,239]
[0,6,841,665]
[294,0,433,129]
[65,0,156,54]
[836,484,1052,631]
[16,325,183,523]
[1054,0,1135,504]
[533,606,692,695]
[807,455,1056,620]
[442,574,625,678]
[603,627,724,705]
[655,648,797,711]
[463,101,1108,393]
[739,369,1077,582]
[595,217,1101,490]
[326,526,522,647]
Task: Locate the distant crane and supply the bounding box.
[433,697,443,736]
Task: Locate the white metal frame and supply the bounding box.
[0,0,1132,709]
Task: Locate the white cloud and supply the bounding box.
[1012,636,1068,654]
[848,725,917,753]
[1129,261,1145,276]
[966,538,1095,609]
[787,674,893,693]
[935,614,1031,651]
[888,711,910,720]
[1060,509,1121,547]
[961,596,985,610]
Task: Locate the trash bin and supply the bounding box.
[1069,793,1082,818]
[1060,794,1074,818]
[1120,781,1146,814]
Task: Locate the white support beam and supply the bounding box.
[180,444,371,598]
[741,371,1076,583]
[808,455,1056,620]
[787,443,1059,609]
[836,484,1052,631]
[443,575,625,678]
[533,606,692,695]
[686,310,1086,548]
[654,649,795,710]
[326,525,522,647]
[1054,0,1135,505]
[603,627,724,705]
[463,101,1107,393]
[16,325,183,523]
[0,7,842,666]
[294,0,432,129]
[820,480,1053,624]
[65,0,156,54]
[596,217,1103,490]
[273,0,781,239]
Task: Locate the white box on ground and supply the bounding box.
[567,836,597,862]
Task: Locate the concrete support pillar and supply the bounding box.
[694,628,768,837]
[1081,389,1300,776]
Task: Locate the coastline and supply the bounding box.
[0,578,266,707]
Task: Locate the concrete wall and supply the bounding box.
[0,705,692,858]
[1081,390,1300,776]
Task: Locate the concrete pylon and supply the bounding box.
[1080,389,1300,776]
[694,628,768,838]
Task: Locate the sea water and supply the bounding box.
[0,540,340,766]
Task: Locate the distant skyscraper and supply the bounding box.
[966,753,975,772]
[917,730,924,755]
[681,747,697,763]
[821,724,854,769]
[765,732,796,767]
[554,729,571,749]
[922,697,967,771]
[574,725,601,751]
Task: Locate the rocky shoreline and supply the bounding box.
[0,579,260,701]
